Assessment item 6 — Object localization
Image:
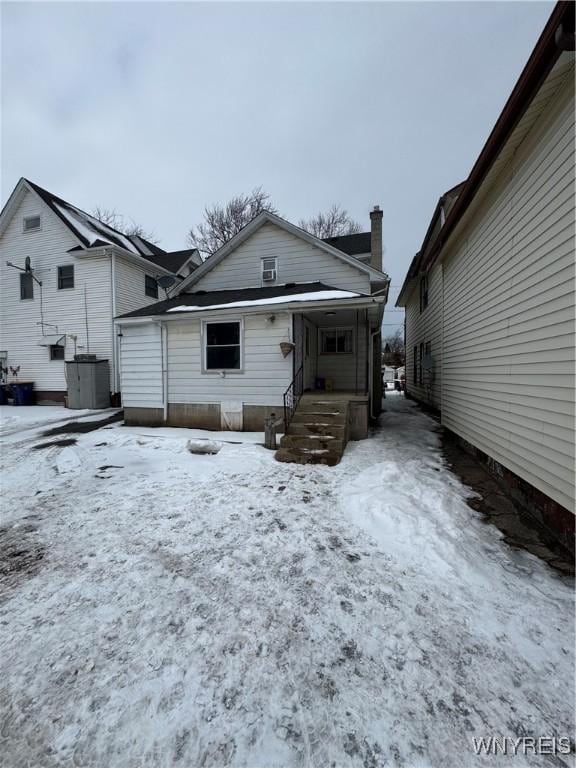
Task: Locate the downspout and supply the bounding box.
[159,321,168,422]
[109,249,120,397]
[368,327,380,420]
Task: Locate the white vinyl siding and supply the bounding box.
[167,313,293,406]
[114,255,162,318]
[118,323,164,408]
[404,262,443,407]
[0,189,113,392]
[440,73,575,512]
[194,222,371,293]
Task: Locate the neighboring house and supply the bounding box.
[116,207,389,457]
[396,2,575,544]
[0,178,200,402]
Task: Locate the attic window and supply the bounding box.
[261,257,277,282]
[23,215,41,232]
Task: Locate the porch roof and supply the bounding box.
[118,282,382,320]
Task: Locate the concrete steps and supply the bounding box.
[275,397,349,465]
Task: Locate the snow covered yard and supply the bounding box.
[0,398,573,768]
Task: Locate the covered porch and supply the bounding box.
[291,303,383,417]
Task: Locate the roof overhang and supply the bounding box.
[175,211,388,294]
[115,293,386,325]
[423,3,574,273]
[70,245,176,275]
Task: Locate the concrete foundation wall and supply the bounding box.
[448,429,575,554]
[167,403,221,430]
[124,407,164,427]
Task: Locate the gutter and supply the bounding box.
[154,321,169,422]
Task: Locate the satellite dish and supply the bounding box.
[25,256,31,272]
[157,275,176,289]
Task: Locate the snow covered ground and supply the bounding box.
[0,395,573,767]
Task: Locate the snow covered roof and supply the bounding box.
[117,282,373,319]
[17,179,198,274]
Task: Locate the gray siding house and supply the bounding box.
[117,208,389,443]
[397,3,575,544]
[0,179,200,402]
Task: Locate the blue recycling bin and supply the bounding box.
[12,382,35,405]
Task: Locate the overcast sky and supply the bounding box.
[2,1,553,329]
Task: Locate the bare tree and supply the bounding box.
[298,204,362,239]
[187,187,276,255]
[91,206,159,244]
[382,329,405,367]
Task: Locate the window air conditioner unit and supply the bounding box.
[262,268,277,282]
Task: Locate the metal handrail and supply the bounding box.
[283,364,304,431]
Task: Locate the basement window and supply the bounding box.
[320,328,353,354]
[204,320,242,371]
[145,275,158,298]
[20,272,34,300]
[50,344,65,361]
[57,265,74,290]
[23,215,41,232]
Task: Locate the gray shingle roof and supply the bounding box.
[323,232,371,255]
[118,281,362,319]
[25,179,197,274]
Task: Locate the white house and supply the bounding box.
[116,208,389,461]
[0,178,200,403]
[396,3,575,545]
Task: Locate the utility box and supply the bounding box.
[66,357,110,409]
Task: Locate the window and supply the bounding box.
[320,328,353,354]
[413,345,417,385]
[145,275,158,299]
[23,215,41,232]
[57,265,74,290]
[419,274,429,312]
[261,257,277,282]
[204,321,241,370]
[419,343,424,385]
[50,345,65,361]
[20,272,34,300]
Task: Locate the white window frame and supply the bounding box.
[261,257,278,283]
[23,215,42,233]
[202,317,244,374]
[319,326,354,355]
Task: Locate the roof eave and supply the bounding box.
[116,294,386,324]
[421,0,574,272]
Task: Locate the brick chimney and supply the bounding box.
[370,205,383,272]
